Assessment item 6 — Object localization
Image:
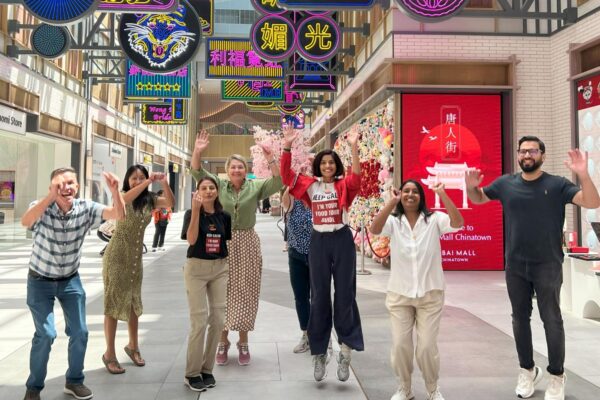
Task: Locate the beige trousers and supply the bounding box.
[385,289,444,393]
[183,258,228,377]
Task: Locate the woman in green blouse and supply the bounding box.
[191,130,282,366]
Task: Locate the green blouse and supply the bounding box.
[191,167,283,230]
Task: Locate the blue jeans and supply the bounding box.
[26,273,88,391]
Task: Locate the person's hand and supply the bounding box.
[256,141,273,159]
[191,191,203,211]
[47,180,61,202]
[150,172,166,182]
[347,126,360,148]
[194,130,210,154]
[389,188,402,205]
[465,169,484,189]
[565,149,589,177]
[431,182,446,195]
[103,172,120,192]
[282,124,299,148]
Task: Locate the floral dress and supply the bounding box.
[102,203,152,321]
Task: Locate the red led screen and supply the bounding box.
[401,94,504,270]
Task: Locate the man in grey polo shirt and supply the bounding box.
[21,167,125,400]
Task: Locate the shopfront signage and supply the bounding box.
[288,54,337,92]
[0,104,26,136]
[295,15,340,62]
[125,60,191,98]
[206,38,285,80]
[276,0,375,9]
[23,0,99,25]
[110,143,124,159]
[189,0,214,37]
[222,80,284,102]
[395,0,469,22]
[98,0,178,12]
[141,99,188,125]
[118,0,202,73]
[171,163,180,173]
[142,154,153,165]
[401,93,504,271]
[251,14,297,63]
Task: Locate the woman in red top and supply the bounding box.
[280,126,362,383]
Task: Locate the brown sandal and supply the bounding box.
[124,346,146,366]
[102,354,125,374]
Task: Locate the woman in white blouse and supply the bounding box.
[370,180,463,400]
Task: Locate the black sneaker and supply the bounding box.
[23,389,40,400]
[184,376,207,392]
[202,373,216,388]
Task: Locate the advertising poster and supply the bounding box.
[402,94,504,270]
[576,74,600,250]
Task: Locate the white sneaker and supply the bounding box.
[516,366,543,398]
[427,387,445,400]
[544,373,566,400]
[336,350,351,382]
[390,387,414,400]
[313,353,329,381]
[293,333,309,353]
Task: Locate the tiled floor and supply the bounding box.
[0,213,599,399]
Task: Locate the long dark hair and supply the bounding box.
[196,176,223,213]
[312,149,345,178]
[393,180,433,223]
[122,164,156,212]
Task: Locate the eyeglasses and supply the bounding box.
[517,149,541,156]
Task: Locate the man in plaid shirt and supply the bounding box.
[21,167,125,400]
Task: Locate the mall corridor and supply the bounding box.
[0,213,599,400]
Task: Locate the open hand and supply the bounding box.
[282,124,299,148]
[256,141,273,158]
[565,149,589,177]
[347,127,360,148]
[465,169,484,188]
[194,130,210,153]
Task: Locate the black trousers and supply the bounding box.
[288,247,311,330]
[505,267,564,376]
[152,223,167,248]
[307,226,364,355]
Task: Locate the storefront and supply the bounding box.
[0,103,73,245]
[91,136,131,205]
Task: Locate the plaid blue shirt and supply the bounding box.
[28,199,105,278]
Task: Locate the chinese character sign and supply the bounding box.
[277,0,375,9]
[251,15,296,63]
[99,0,178,12]
[251,0,286,14]
[118,0,202,73]
[402,94,504,271]
[125,60,191,98]
[395,0,468,22]
[141,99,187,125]
[296,15,340,62]
[221,80,284,101]
[189,0,214,36]
[206,38,285,80]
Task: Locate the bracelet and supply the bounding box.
[283,147,291,152]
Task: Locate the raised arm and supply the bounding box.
[191,130,209,171]
[256,139,280,178]
[186,191,202,246]
[567,149,600,209]
[370,189,401,235]
[432,183,464,228]
[101,172,126,221]
[347,127,361,176]
[122,172,162,204]
[465,169,490,205]
[21,180,59,229]
[280,125,301,186]
[154,174,175,208]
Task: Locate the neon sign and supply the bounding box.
[98,0,178,12]
[288,54,337,92]
[125,60,191,98]
[141,99,187,125]
[222,81,284,102]
[276,0,375,9]
[251,15,296,63]
[396,0,469,22]
[296,15,340,62]
[206,38,285,80]
[22,0,99,25]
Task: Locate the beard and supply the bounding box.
[519,158,543,173]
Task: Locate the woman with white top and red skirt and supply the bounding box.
[370,180,464,400]
[280,126,363,383]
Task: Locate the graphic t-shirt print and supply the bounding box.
[311,188,342,226]
[205,223,221,253]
